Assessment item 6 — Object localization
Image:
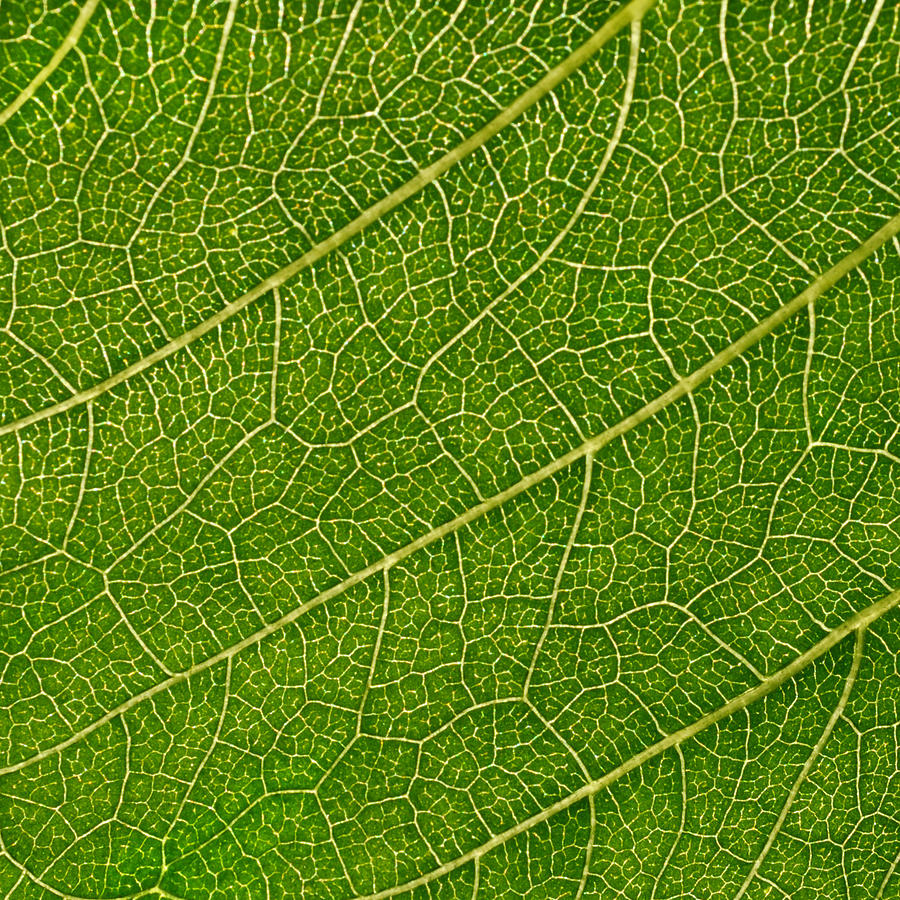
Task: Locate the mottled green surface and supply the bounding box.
[1,0,899,897]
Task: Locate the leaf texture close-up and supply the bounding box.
[1,0,899,897]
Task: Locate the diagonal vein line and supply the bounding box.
[2,208,898,779]
[732,626,866,900]
[0,0,101,128]
[0,0,657,439]
[356,587,900,900]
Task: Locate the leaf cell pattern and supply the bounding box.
[0,0,899,898]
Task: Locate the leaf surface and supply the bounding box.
[1,1,899,898]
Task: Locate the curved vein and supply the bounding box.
[1,207,897,779]
[354,587,900,900]
[0,0,657,439]
[732,626,866,900]
[409,15,644,443]
[124,0,239,247]
[101,10,643,572]
[523,452,593,698]
[0,0,101,128]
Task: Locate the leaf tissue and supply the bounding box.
[0,0,899,897]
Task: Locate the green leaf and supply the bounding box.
[1,0,899,898]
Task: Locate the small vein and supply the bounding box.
[103,574,175,677]
[732,627,866,900]
[270,288,282,417]
[160,658,232,873]
[0,0,657,438]
[1,209,897,778]
[0,0,101,128]
[352,587,900,900]
[523,452,593,699]
[125,0,240,247]
[2,329,77,394]
[412,16,644,406]
[63,400,93,548]
[840,0,886,91]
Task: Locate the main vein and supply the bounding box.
[0,0,656,439]
[2,207,898,779]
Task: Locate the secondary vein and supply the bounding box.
[355,587,900,900]
[0,0,656,439]
[0,0,101,128]
[1,207,897,779]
